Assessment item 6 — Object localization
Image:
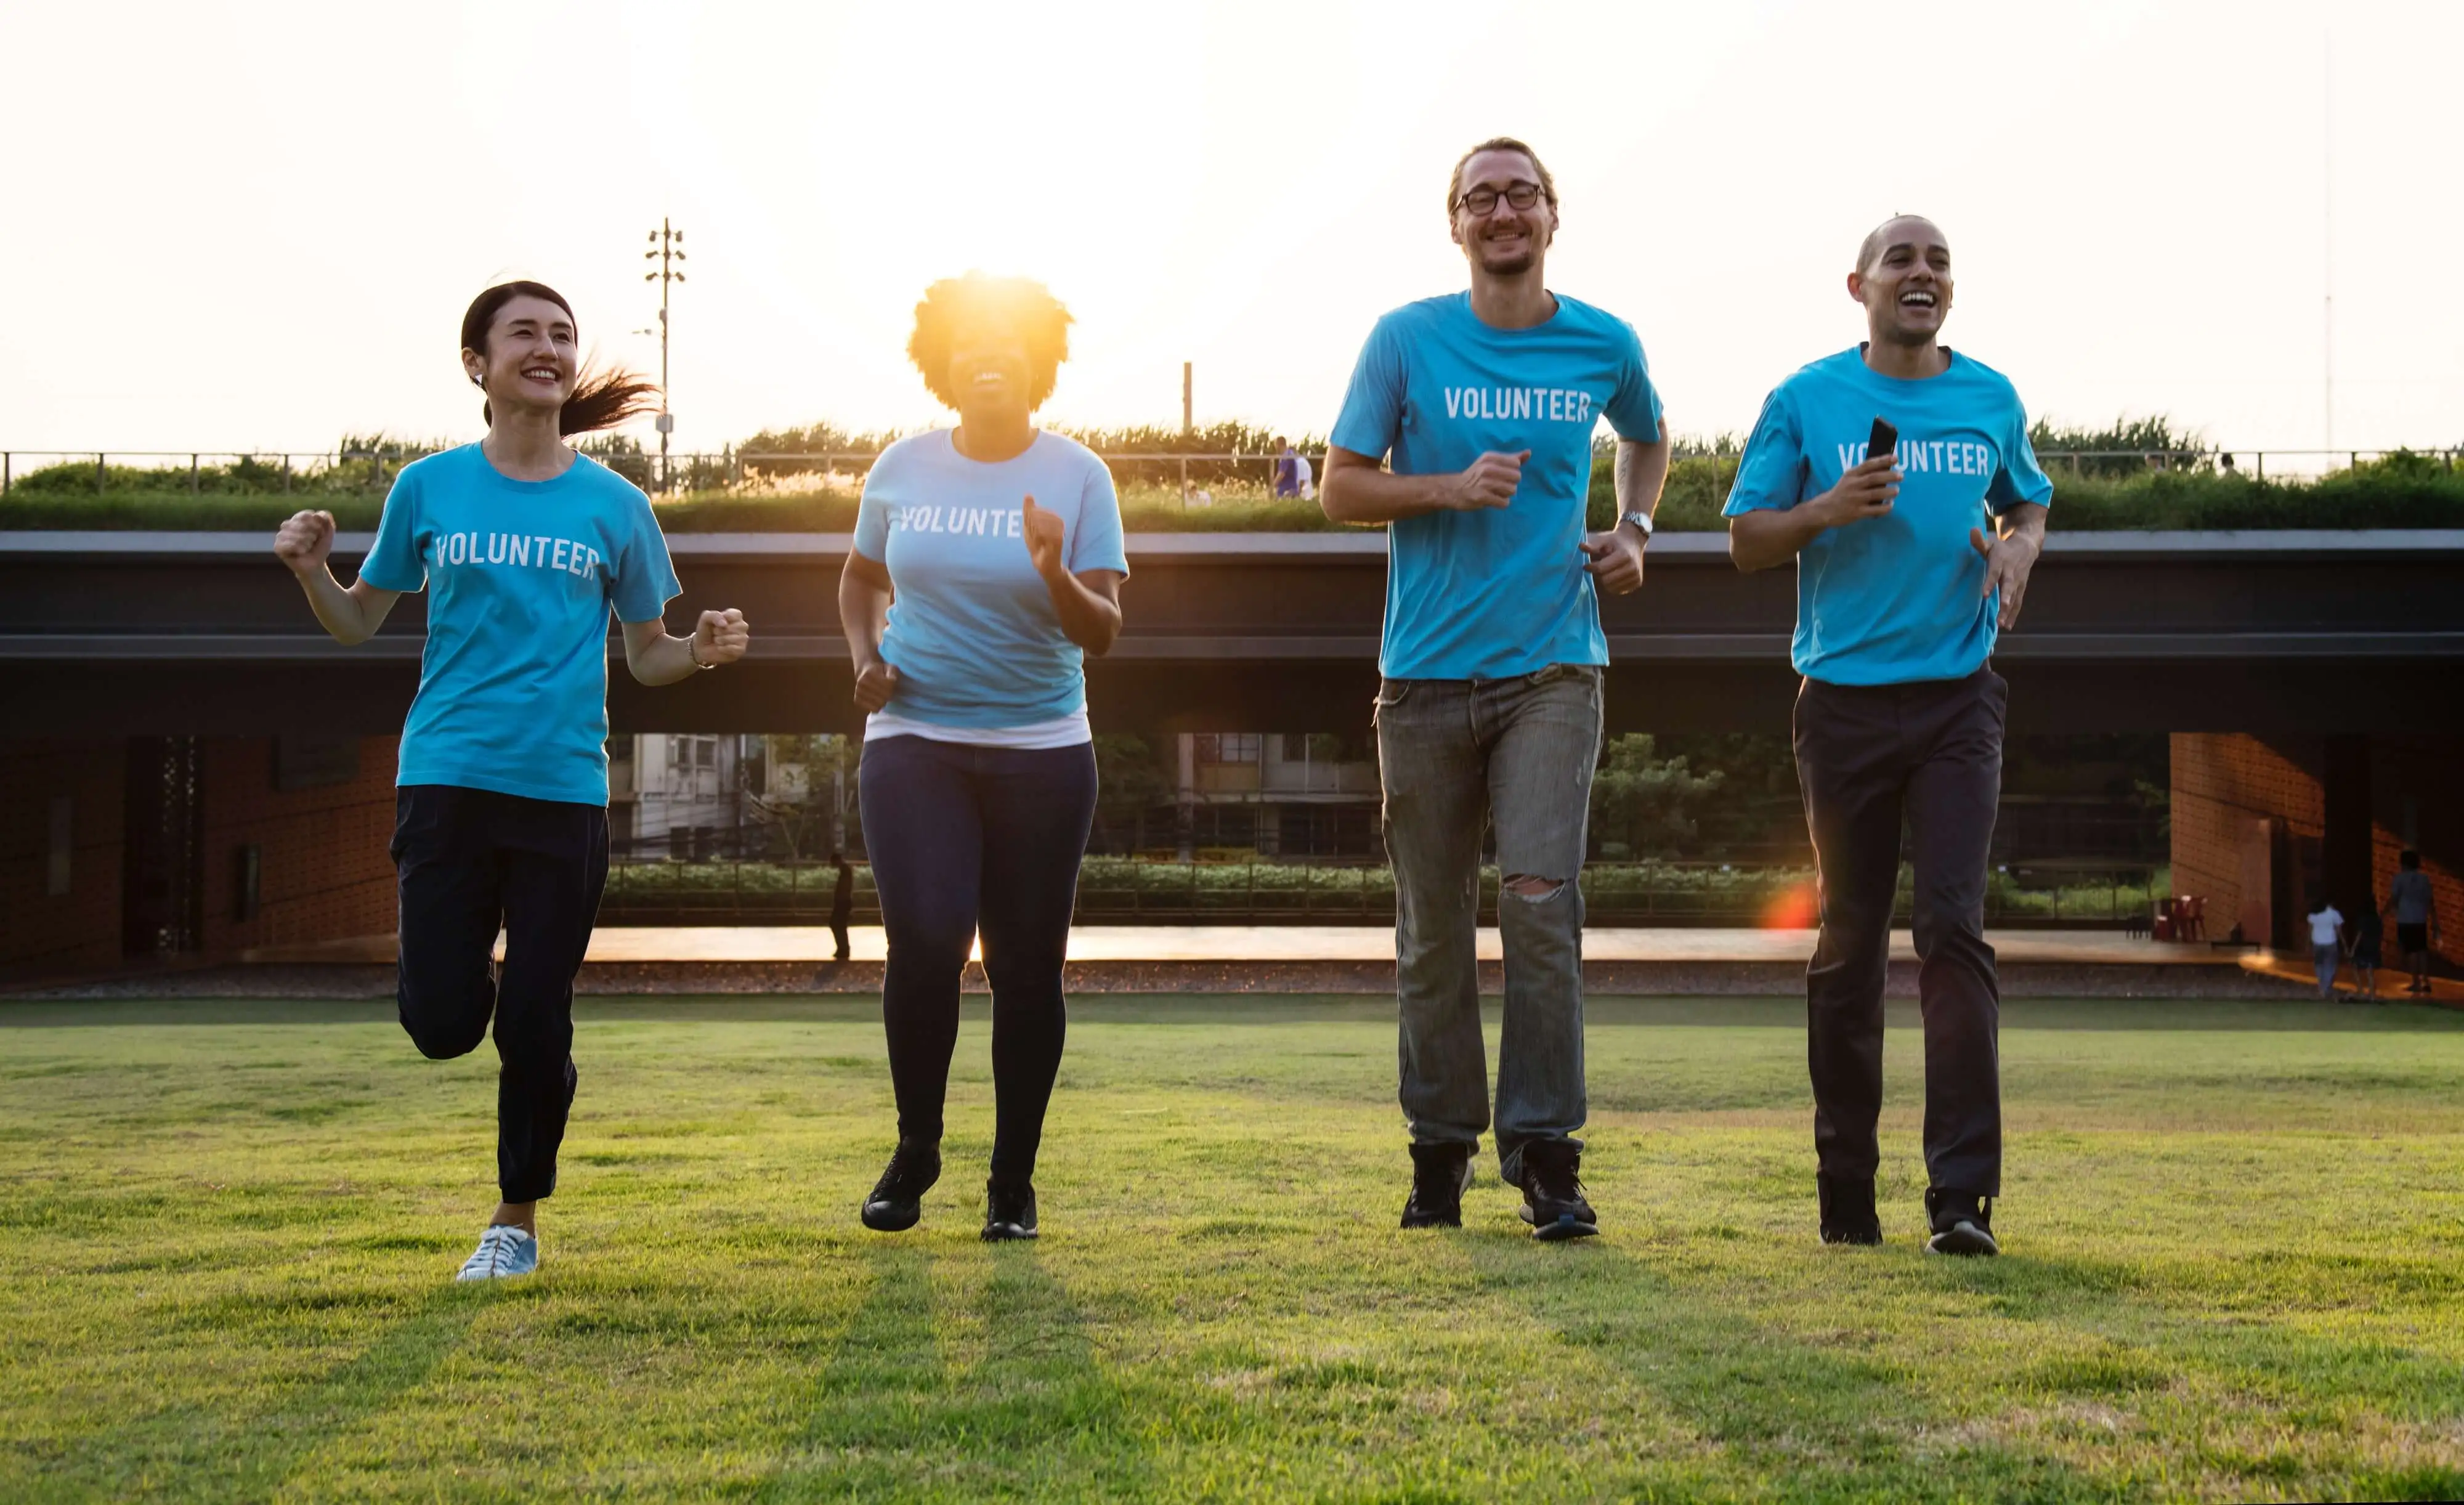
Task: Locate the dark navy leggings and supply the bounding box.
[391,785,607,1203]
[857,735,1097,1183]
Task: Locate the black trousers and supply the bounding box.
[1793,667,2006,1197]
[857,736,1097,1185]
[390,785,608,1203]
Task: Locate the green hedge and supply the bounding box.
[596,856,2162,923]
[11,452,2459,533]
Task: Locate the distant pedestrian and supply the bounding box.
[2348,904,2383,1000]
[1272,437,1301,499]
[1324,136,1669,1240]
[2388,850,2439,996]
[840,272,1126,1242]
[273,280,752,1283]
[829,850,854,962]
[1295,448,1316,502]
[1726,214,2053,1257]
[2306,894,2346,1000]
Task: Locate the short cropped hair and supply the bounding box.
[906,272,1074,412]
[1448,136,1557,214]
[1857,214,1942,274]
[2401,849,2422,869]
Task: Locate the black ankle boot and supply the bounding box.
[861,1140,941,1232]
[1818,1173,1882,1245]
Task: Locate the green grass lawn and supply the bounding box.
[5,995,2463,1502]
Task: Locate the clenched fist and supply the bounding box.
[692,608,750,667]
[1023,495,1066,578]
[273,509,337,575]
[853,658,901,712]
[1448,450,1529,511]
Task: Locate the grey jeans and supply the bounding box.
[1376,663,1602,1183]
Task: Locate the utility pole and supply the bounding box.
[1180,360,1193,506]
[644,219,686,490]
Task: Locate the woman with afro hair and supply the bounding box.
[839,272,1127,1241]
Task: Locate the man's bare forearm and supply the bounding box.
[1614,436,1671,522]
[1727,507,1831,572]
[1996,501,2049,544]
[1319,461,1455,525]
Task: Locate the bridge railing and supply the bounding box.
[5,447,2457,495]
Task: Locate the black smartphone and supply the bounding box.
[1868,417,1899,466]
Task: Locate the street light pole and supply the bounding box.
[644,219,686,490]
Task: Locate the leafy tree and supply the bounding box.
[1091,734,1176,851]
[1589,735,1724,861]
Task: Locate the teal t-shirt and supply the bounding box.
[1329,291,1662,681]
[1723,347,2053,686]
[359,445,680,805]
[853,430,1129,728]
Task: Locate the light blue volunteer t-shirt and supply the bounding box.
[853,430,1129,729]
[1330,291,1663,681]
[359,445,680,805]
[1723,347,2054,686]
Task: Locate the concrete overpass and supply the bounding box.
[5,529,2463,736]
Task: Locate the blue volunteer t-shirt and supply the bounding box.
[1723,347,2053,686]
[1330,291,1662,681]
[359,445,680,805]
[853,430,1129,728]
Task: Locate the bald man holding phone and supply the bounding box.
[1727,214,2054,1257]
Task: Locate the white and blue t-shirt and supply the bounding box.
[359,445,679,805]
[853,430,1129,740]
[1330,291,1663,681]
[1724,347,2054,686]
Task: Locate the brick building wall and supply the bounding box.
[197,735,401,955]
[0,740,128,976]
[2173,732,2458,973]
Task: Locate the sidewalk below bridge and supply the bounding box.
[8,925,2418,1002]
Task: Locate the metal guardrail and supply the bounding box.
[4,447,2458,495]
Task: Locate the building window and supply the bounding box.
[1195,734,1260,766]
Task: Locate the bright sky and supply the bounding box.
[2,0,2457,461]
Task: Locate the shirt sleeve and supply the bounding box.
[357,469,427,592]
[1602,321,1664,444]
[1068,455,1130,577]
[609,489,682,624]
[852,460,892,563]
[1990,394,2056,514]
[1722,387,1808,516]
[1327,317,1406,460]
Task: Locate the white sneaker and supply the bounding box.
[454,1224,539,1281]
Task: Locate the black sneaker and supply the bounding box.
[1924,1187,1999,1257]
[860,1140,941,1233]
[1516,1140,1599,1241]
[1818,1173,1882,1246]
[1400,1142,1473,1228]
[981,1177,1039,1241]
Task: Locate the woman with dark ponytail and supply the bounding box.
[272,281,752,1281]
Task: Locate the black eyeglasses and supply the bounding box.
[1454,182,1544,216]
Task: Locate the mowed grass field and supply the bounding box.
[5,995,2463,1503]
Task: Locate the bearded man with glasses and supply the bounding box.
[1321,136,1670,1239]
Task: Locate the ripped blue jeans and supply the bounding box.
[1375,664,1602,1184]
